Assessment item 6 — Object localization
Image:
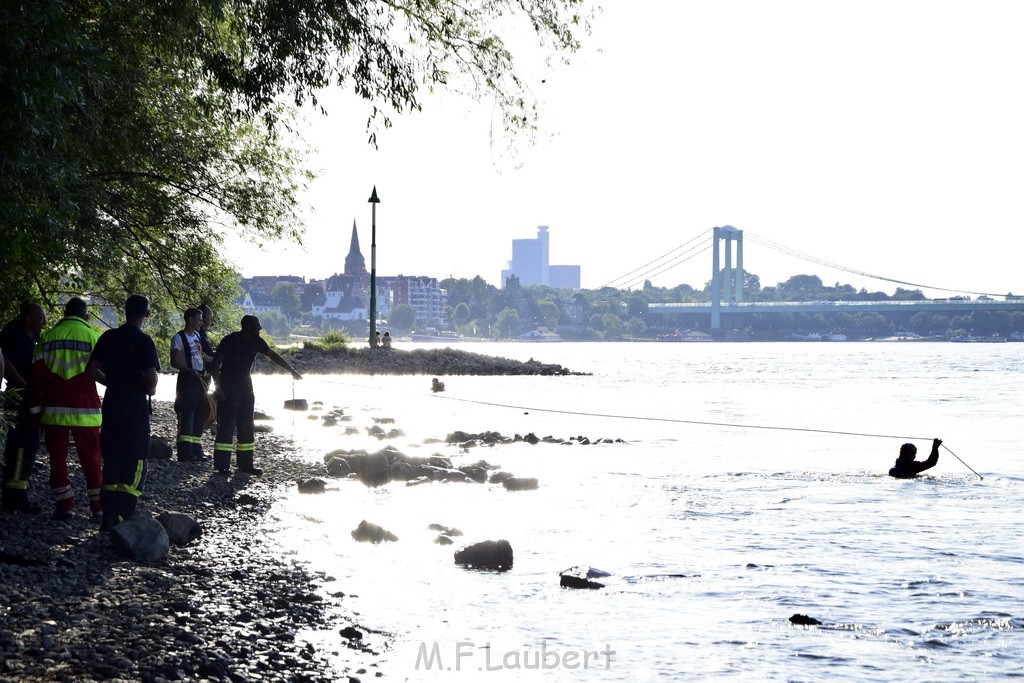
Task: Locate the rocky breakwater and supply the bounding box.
[255,346,585,376]
[0,401,377,682]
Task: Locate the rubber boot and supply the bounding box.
[237,452,262,476]
[177,439,195,462]
[213,449,231,475]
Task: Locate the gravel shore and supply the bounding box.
[0,401,372,683]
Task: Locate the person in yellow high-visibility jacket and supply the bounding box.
[29,297,103,521]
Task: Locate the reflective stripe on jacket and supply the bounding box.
[31,316,102,427]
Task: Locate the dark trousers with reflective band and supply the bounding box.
[1,410,41,510]
[99,391,149,528]
[214,382,255,472]
[175,373,207,460]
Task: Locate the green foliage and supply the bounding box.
[494,307,522,338]
[0,388,21,441]
[260,310,292,338]
[304,329,350,351]
[1,1,592,322]
[388,304,417,332]
[272,282,303,320]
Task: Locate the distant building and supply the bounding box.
[378,275,447,327]
[305,221,442,326]
[500,225,580,289]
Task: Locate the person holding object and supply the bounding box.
[889,438,941,478]
[209,315,301,476]
[170,307,208,462]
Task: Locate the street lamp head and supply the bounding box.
[368,186,380,204]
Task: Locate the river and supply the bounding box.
[174,341,1024,680]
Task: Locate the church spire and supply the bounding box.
[344,219,368,280]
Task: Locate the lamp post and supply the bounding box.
[368,186,380,347]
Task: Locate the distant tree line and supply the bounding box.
[428,273,1024,341]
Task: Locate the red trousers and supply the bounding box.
[44,426,102,513]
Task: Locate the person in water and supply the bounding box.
[889,438,941,478]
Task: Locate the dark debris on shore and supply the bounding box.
[0,402,374,683]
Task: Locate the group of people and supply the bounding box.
[0,295,302,531]
[0,296,156,530]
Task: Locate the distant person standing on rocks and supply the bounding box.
[889,438,942,478]
[209,315,301,476]
[30,298,104,521]
[87,295,159,531]
[1,302,46,514]
[171,307,208,463]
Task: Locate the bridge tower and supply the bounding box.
[711,225,743,330]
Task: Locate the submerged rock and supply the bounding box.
[454,540,513,571]
[503,477,539,491]
[789,614,822,626]
[351,520,398,544]
[559,566,611,590]
[297,478,327,494]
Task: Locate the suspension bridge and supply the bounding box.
[615,226,1024,331]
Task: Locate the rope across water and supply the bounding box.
[300,375,984,479]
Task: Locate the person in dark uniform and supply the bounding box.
[86,295,159,530]
[170,307,208,462]
[209,315,301,476]
[889,438,942,478]
[1,303,46,513]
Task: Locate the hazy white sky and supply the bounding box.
[229,1,1024,297]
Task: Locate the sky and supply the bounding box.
[227,1,1024,298]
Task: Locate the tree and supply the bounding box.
[260,310,292,338]
[388,303,417,332]
[272,282,303,321]
[453,302,472,326]
[626,316,647,338]
[601,313,623,339]
[0,1,593,323]
[301,281,325,311]
[494,308,522,338]
[538,300,560,328]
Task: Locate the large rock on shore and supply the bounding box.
[109,516,171,562]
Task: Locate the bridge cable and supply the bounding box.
[746,232,1005,298]
[600,228,712,289]
[614,244,712,292]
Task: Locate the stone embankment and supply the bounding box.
[256,345,584,376]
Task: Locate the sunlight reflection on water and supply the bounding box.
[208,342,1023,680]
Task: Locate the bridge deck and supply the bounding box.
[649,300,1024,315]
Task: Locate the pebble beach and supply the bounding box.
[0,400,374,682]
